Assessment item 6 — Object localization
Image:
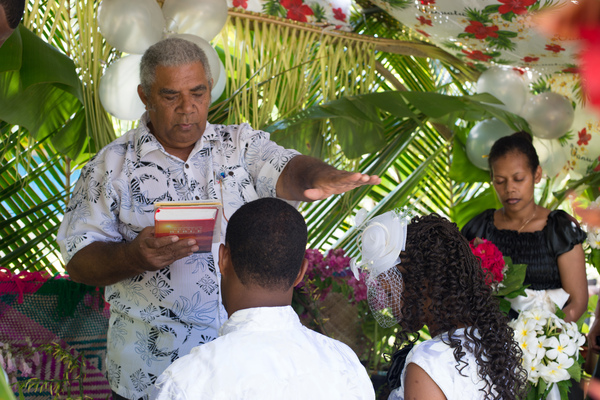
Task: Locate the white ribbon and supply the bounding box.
[507,288,570,314]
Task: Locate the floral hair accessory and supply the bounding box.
[350,210,409,280]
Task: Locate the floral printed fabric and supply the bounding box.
[152,306,376,400]
[57,114,299,399]
[227,0,352,31]
[389,328,494,400]
[370,0,578,74]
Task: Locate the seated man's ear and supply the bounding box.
[218,243,232,276]
[292,258,309,287]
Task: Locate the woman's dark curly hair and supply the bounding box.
[394,214,527,400]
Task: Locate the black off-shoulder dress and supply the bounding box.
[461,209,586,290]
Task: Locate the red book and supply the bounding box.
[154,201,222,254]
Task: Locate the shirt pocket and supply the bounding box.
[219,165,259,220]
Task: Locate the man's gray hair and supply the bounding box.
[140,37,213,96]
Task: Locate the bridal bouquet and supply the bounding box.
[509,308,585,400]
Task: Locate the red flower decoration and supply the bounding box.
[281,0,314,23]
[465,20,499,39]
[562,66,579,74]
[469,239,506,285]
[333,7,346,22]
[420,0,436,4]
[462,49,493,62]
[512,67,525,75]
[232,0,247,8]
[417,16,433,26]
[522,56,539,63]
[498,0,536,15]
[416,29,431,37]
[577,128,592,146]
[545,44,565,53]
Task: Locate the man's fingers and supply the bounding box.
[146,234,180,249]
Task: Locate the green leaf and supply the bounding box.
[401,92,468,118]
[0,367,17,400]
[449,136,491,183]
[18,25,83,102]
[0,23,22,72]
[0,70,81,141]
[50,108,88,160]
[451,186,499,229]
[495,258,527,296]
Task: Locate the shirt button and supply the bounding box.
[228,171,234,176]
[185,163,190,169]
[195,196,200,200]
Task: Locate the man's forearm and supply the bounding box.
[66,241,146,287]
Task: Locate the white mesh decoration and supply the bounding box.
[366,266,404,328]
[350,209,410,328]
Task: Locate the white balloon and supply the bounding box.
[99,55,146,121]
[162,0,228,42]
[466,118,514,170]
[98,0,165,54]
[211,60,226,103]
[476,67,528,114]
[521,92,574,139]
[167,34,221,91]
[532,137,568,178]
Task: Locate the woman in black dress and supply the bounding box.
[461,131,587,323]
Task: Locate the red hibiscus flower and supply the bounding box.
[417,16,433,26]
[281,0,314,23]
[470,239,506,285]
[333,7,346,22]
[416,29,431,37]
[578,128,592,146]
[522,56,539,63]
[462,49,493,62]
[464,20,499,39]
[545,44,565,53]
[420,0,436,4]
[232,0,247,8]
[498,0,536,15]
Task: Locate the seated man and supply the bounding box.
[153,198,375,400]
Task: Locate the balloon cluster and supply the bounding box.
[466,67,574,172]
[97,0,228,121]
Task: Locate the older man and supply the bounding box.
[57,38,379,400]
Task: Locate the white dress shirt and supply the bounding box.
[153,306,376,400]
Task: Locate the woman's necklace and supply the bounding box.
[504,206,537,233]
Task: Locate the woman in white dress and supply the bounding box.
[351,213,528,400]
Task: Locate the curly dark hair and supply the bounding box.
[393,214,527,400]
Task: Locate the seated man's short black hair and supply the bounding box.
[225,198,307,290]
[0,0,26,29]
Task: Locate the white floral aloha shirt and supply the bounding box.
[152,306,376,400]
[57,113,299,399]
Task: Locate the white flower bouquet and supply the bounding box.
[509,308,585,400]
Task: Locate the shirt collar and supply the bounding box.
[135,112,219,160]
[219,306,301,336]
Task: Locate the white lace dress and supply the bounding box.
[389,329,493,400]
